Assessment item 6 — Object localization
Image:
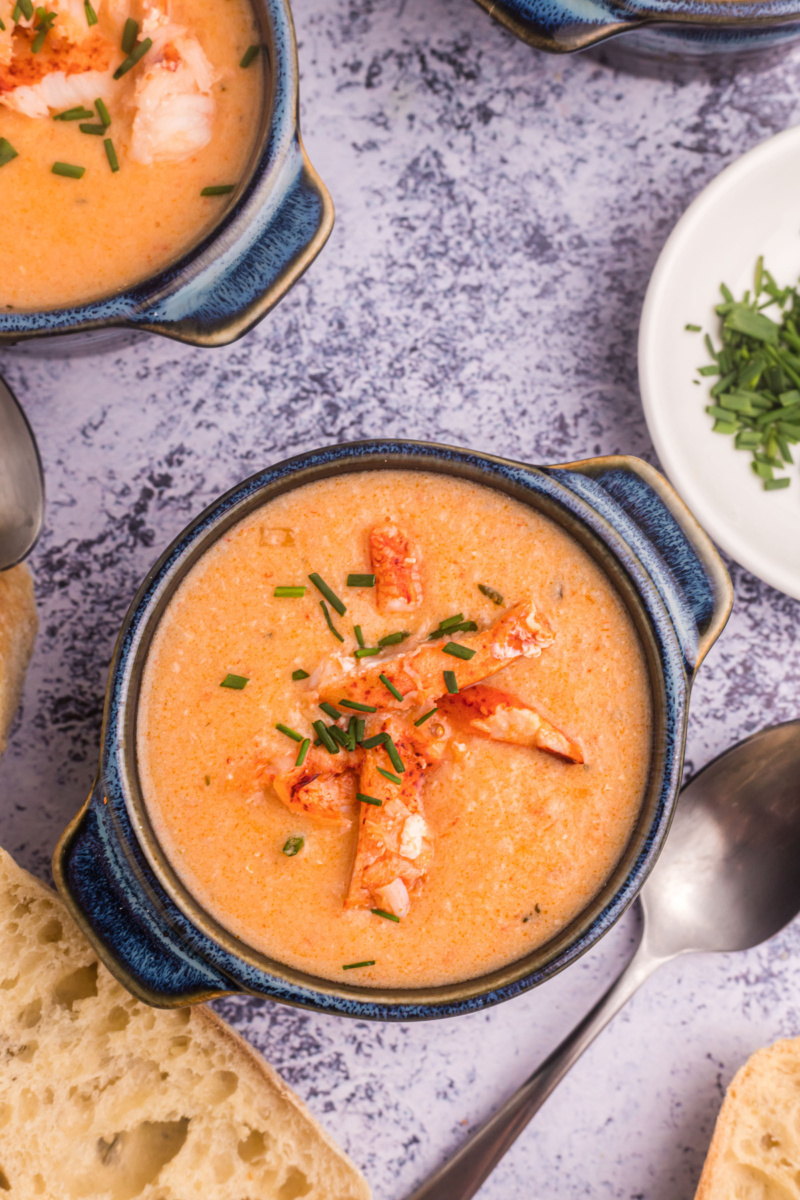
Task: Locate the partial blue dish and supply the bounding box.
[53,440,732,1020]
[0,0,333,351]
[474,0,800,58]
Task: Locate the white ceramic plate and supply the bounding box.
[639,125,800,601]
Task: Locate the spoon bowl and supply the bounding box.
[0,375,44,571]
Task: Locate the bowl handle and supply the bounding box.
[128,139,334,348]
[472,0,640,53]
[53,782,235,1006]
[547,455,732,672]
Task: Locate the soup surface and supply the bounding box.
[0,0,262,309]
[138,471,653,989]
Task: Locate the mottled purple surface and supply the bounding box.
[2,2,800,1196]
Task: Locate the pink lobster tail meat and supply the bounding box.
[437,685,584,763]
[321,600,554,712]
[369,523,423,614]
[346,717,435,916]
[264,747,361,824]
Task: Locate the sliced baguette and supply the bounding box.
[0,563,37,757]
[0,846,370,1200]
[695,1036,800,1199]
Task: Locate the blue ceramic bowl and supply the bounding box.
[0,0,333,351]
[54,440,732,1020]
[475,0,800,58]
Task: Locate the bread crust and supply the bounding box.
[0,562,37,756]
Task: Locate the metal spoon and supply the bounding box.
[0,374,44,570]
[408,720,800,1200]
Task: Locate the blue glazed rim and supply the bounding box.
[54,439,732,1020]
[474,0,800,53]
[0,0,334,349]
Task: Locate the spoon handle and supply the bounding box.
[405,936,665,1200]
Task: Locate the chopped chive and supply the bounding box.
[31,10,56,54]
[764,476,790,490]
[121,16,138,52]
[343,960,376,969]
[443,641,476,661]
[685,323,702,332]
[295,738,310,767]
[201,184,235,196]
[84,0,97,24]
[79,123,105,135]
[240,42,260,68]
[320,599,344,643]
[15,0,32,19]
[478,583,504,606]
[354,647,380,658]
[113,36,152,80]
[276,722,303,742]
[283,835,304,857]
[52,162,85,179]
[313,720,339,754]
[329,725,349,749]
[414,707,438,726]
[54,106,94,121]
[377,767,402,785]
[0,17,5,28]
[371,909,400,923]
[347,573,376,587]
[103,138,119,173]
[361,733,388,750]
[378,630,410,648]
[221,673,249,690]
[355,717,366,743]
[320,702,342,721]
[354,624,365,648]
[345,716,358,752]
[205,775,211,786]
[308,572,346,616]
[292,669,310,681]
[444,670,459,694]
[339,699,377,712]
[437,613,465,631]
[379,673,404,701]
[442,620,478,635]
[0,139,18,168]
[383,736,405,774]
[356,793,383,806]
[274,585,306,597]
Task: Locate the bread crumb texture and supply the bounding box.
[0,564,37,757]
[0,848,370,1200]
[695,1037,800,1199]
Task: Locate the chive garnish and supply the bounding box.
[685,323,702,332]
[338,700,377,712]
[0,139,18,168]
[283,835,304,856]
[361,733,388,750]
[240,42,260,68]
[371,909,400,922]
[354,624,365,648]
[414,707,438,726]
[379,673,403,701]
[292,669,309,681]
[329,725,349,749]
[14,0,32,19]
[356,793,383,806]
[378,630,410,648]
[31,10,57,54]
[295,738,310,767]
[103,138,119,173]
[444,670,459,694]
[221,673,249,689]
[346,573,376,587]
[355,717,365,743]
[764,476,790,490]
[0,17,5,28]
[443,642,476,660]
[320,599,344,643]
[274,586,306,597]
[121,17,138,52]
[320,702,342,721]
[343,960,376,969]
[313,720,339,754]
[383,736,405,774]
[54,106,94,121]
[84,0,97,24]
[438,613,464,631]
[377,767,402,785]
[308,572,346,616]
[94,98,111,126]
[276,722,303,742]
[354,647,379,658]
[478,583,504,605]
[345,716,358,752]
[79,123,105,135]
[113,36,152,80]
[201,184,235,196]
[52,161,85,179]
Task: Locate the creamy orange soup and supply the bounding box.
[0,0,262,309]
[138,472,653,989]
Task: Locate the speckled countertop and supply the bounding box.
[2,3,800,1196]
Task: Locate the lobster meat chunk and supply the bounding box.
[437,685,583,763]
[369,522,423,614]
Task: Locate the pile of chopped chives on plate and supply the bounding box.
[693,256,800,491]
